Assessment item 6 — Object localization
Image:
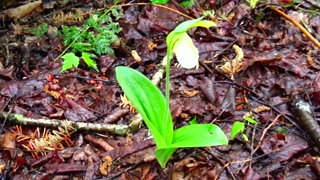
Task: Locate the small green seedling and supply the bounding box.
[30,23,48,37]
[249,0,259,8]
[116,17,228,168]
[231,117,257,141]
[61,52,98,72]
[58,6,122,72]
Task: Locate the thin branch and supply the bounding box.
[0,112,130,136]
[252,114,282,154]
[269,7,320,48]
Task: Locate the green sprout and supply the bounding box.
[58,6,122,72]
[231,117,257,141]
[30,23,48,37]
[116,17,228,168]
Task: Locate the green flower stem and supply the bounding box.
[165,49,171,125]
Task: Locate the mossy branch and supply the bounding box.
[0,111,130,136]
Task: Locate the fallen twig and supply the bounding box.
[269,7,320,48]
[84,134,114,151]
[0,112,130,136]
[252,114,282,154]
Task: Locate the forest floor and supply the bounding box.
[0,0,320,179]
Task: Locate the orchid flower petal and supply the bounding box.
[173,33,199,69]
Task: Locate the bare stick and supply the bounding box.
[269,7,320,48]
[252,114,282,154]
[0,112,130,136]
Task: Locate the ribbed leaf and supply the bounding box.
[154,124,228,167]
[171,124,228,147]
[154,148,177,168]
[116,66,173,147]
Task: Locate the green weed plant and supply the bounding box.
[30,23,48,37]
[231,117,257,141]
[59,7,122,72]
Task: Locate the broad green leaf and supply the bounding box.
[231,121,245,139]
[244,117,257,125]
[169,124,228,148]
[180,0,195,8]
[81,52,98,71]
[173,33,199,69]
[150,0,170,4]
[154,148,177,168]
[189,116,197,125]
[61,52,80,72]
[116,66,173,147]
[154,124,228,167]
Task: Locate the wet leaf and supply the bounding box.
[61,52,80,72]
[63,98,96,122]
[231,121,245,140]
[81,52,98,72]
[261,133,308,162]
[99,156,112,176]
[0,133,16,149]
[219,45,244,79]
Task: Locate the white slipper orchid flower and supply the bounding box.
[173,32,199,69]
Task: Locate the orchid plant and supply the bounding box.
[116,17,228,168]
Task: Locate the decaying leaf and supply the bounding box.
[0,133,16,158]
[0,160,6,174]
[99,155,113,176]
[243,106,271,118]
[0,133,16,149]
[306,50,320,69]
[53,9,85,24]
[219,44,244,79]
[183,90,199,97]
[120,94,136,113]
[131,50,141,62]
[148,41,157,51]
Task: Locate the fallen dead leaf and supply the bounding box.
[243,106,270,118]
[148,41,157,51]
[100,155,113,176]
[0,133,16,149]
[120,94,135,113]
[131,50,141,62]
[219,44,244,79]
[183,90,199,97]
[0,159,6,174]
